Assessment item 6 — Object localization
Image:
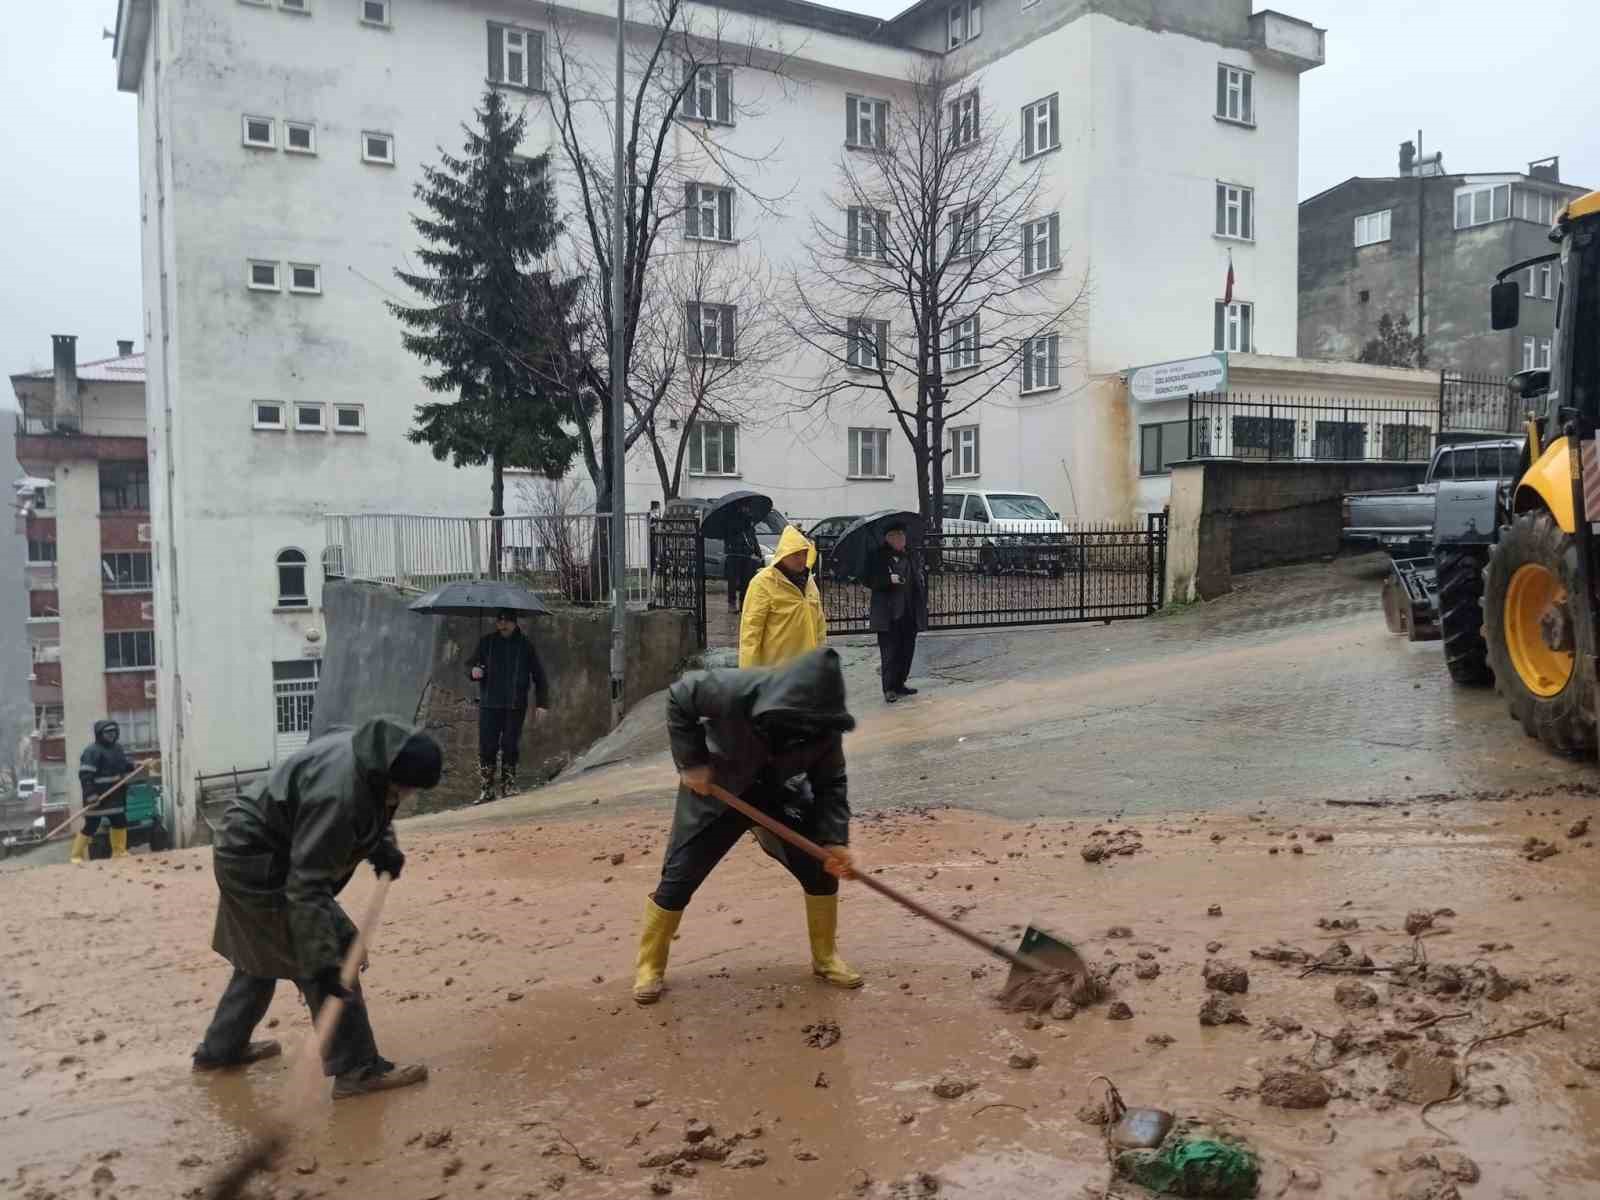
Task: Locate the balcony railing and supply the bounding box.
[1185,392,1439,463]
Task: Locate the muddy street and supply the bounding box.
[5,560,1600,1199]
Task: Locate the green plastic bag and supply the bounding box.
[1115,1137,1260,1198]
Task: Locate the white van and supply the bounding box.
[939,489,1074,575]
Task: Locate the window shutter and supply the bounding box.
[972,313,981,364]
[1021,105,1033,158]
[1215,184,1225,236]
[1213,303,1225,352]
[847,208,860,256]
[1241,72,1252,122]
[875,101,887,147]
[1021,220,1034,272]
[969,1,981,37]
[876,321,888,368]
[685,184,699,237]
[846,96,857,144]
[1023,340,1034,391]
[1048,213,1059,268]
[1048,94,1059,148]
[717,70,732,122]
[1048,334,1058,386]
[488,23,504,82]
[1216,65,1226,117]
[722,307,736,358]
[718,188,733,239]
[1242,188,1253,240]
[971,429,980,476]
[686,302,702,353]
[1240,304,1252,352]
[529,31,544,90]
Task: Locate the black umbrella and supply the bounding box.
[699,490,774,541]
[408,579,551,617]
[832,510,925,581]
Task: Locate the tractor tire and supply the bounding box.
[1438,548,1491,685]
[1484,509,1598,755]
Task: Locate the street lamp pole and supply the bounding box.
[608,0,628,729]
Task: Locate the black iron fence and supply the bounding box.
[648,514,706,647]
[817,514,1167,634]
[1440,370,1521,435]
[1185,392,1439,463]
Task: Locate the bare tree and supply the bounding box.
[512,474,595,603]
[543,0,798,516]
[787,58,1086,522]
[631,243,787,498]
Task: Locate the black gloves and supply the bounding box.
[313,966,351,1001]
[370,843,405,880]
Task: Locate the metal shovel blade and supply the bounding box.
[1005,924,1090,992]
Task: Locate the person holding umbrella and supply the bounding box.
[467,609,550,803]
[867,520,928,704]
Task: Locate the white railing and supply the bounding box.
[324,512,658,606]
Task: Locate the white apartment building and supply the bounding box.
[111,0,1320,836]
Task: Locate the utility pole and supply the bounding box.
[608,0,628,729]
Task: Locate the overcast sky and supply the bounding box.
[2,0,1595,405]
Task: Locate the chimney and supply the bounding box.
[51,334,80,432]
[1529,156,1560,183]
[1398,140,1416,176]
[117,339,134,357]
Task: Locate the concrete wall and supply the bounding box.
[1298,172,1585,375]
[314,581,696,813]
[1165,458,1426,600]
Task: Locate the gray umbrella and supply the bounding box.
[408,579,551,617]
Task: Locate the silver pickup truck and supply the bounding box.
[1342,438,1523,557]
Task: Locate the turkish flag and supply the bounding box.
[1223,252,1235,305]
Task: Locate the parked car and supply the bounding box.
[804,515,861,580]
[939,490,1074,575]
[1342,438,1523,558]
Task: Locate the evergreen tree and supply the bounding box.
[390,88,582,559]
[1357,312,1427,368]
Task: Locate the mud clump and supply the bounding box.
[931,1075,972,1100]
[1203,959,1250,994]
[803,1021,841,1049]
[1049,997,1077,1021]
[1259,1071,1331,1109]
[997,969,1107,1014]
[1008,1048,1039,1070]
[1081,830,1141,862]
[1106,925,1133,939]
[1568,817,1590,839]
[1388,1046,1457,1105]
[1134,960,1161,980]
[1404,910,1435,935]
[1316,916,1359,931]
[684,1120,714,1145]
[1335,981,1380,1009]
[1146,1033,1176,1047]
[1523,837,1559,861]
[1076,1101,1110,1126]
[888,1172,941,1198]
[1251,944,1311,965]
[1198,994,1249,1027]
[1107,1001,1134,1021]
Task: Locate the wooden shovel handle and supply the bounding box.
[41,762,153,843]
[705,783,1049,974]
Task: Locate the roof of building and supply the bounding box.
[1302,171,1592,208]
[11,352,146,386]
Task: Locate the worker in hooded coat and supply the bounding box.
[632,647,862,1004]
[738,525,826,669]
[70,719,137,863]
[192,717,441,1099]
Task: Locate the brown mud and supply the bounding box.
[4,798,1600,1199]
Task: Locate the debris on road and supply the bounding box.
[1259,1071,1331,1109]
[1203,959,1249,994]
[1198,994,1249,1026]
[1115,1136,1260,1199]
[931,1075,972,1100]
[1334,981,1380,1009]
[803,1021,841,1049]
[1523,837,1559,861]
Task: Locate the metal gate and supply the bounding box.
[649,514,706,648]
[272,660,320,760]
[819,513,1167,634]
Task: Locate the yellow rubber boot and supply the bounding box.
[805,893,863,989]
[633,899,682,1005]
[109,828,130,859]
[69,834,90,864]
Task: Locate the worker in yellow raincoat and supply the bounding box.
[738,525,826,668]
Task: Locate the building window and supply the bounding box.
[108,709,157,751]
[947,203,981,260]
[1516,188,1557,225]
[847,207,889,260]
[294,403,327,431]
[849,428,890,478]
[1537,337,1552,370]
[1522,336,1536,371]
[845,318,889,370]
[279,0,309,12]
[254,401,286,430]
[682,64,733,124]
[487,23,544,91]
[334,404,366,432]
[28,536,57,564]
[947,90,979,149]
[1021,332,1059,393]
[686,302,737,359]
[34,704,65,739]
[1215,182,1254,241]
[946,314,980,371]
[289,263,322,294]
[949,425,980,478]
[284,121,317,155]
[1381,424,1431,461]
[1021,94,1059,160]
[1522,337,1553,371]
[1215,64,1254,125]
[361,0,390,26]
[242,115,276,149]
[1353,209,1391,247]
[101,552,153,593]
[274,660,320,751]
[1139,420,1191,475]
[948,0,982,49]
[362,131,395,164]
[1021,213,1060,276]
[100,462,150,512]
[277,549,310,607]
[248,260,281,291]
[105,630,156,671]
[1454,183,1511,229]
[1214,301,1252,353]
[846,95,889,149]
[1540,263,1555,300]
[685,183,734,242]
[686,421,738,476]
